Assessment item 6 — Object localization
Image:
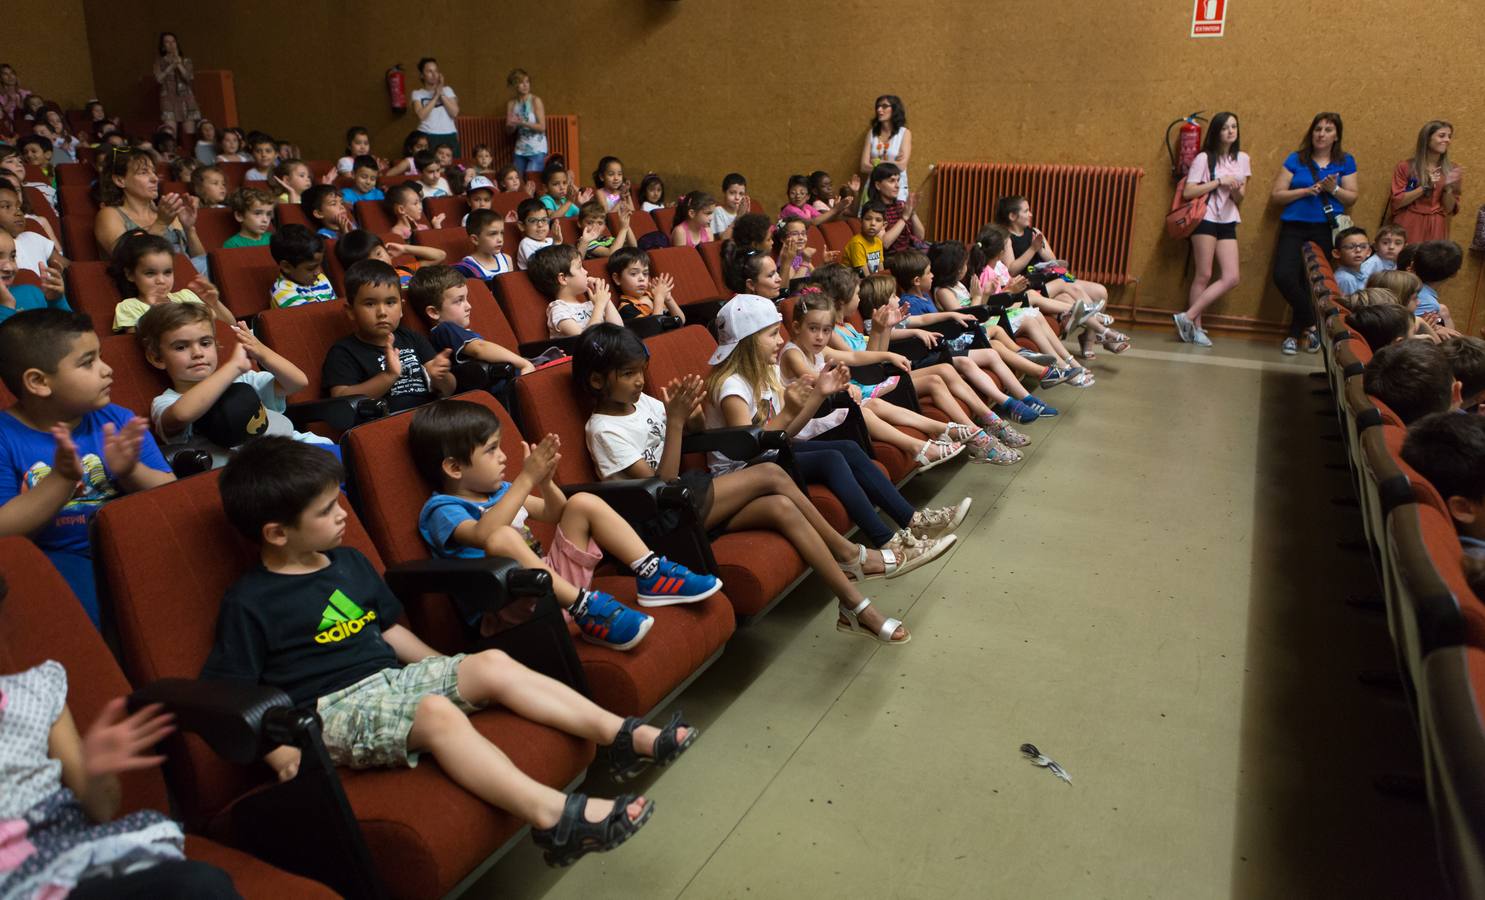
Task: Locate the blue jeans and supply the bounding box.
[514,153,547,174]
[792,439,913,547]
[424,131,460,157]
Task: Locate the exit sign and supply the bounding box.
[1192,0,1227,37]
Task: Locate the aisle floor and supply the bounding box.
[471,332,1444,900]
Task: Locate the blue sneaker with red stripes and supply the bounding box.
[573,591,653,650]
[635,557,722,607]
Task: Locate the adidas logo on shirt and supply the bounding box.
[315,589,377,644]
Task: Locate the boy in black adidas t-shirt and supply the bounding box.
[200,437,697,866]
[321,259,456,413]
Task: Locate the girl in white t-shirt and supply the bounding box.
[1174,111,1252,348]
[577,323,959,646]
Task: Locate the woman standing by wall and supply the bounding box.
[1173,111,1250,348]
[0,65,31,123]
[411,57,461,156]
[1269,112,1357,355]
[152,33,199,139]
[1389,121,1463,244]
[861,95,910,201]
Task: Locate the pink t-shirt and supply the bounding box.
[1187,151,1252,224]
[781,202,819,221]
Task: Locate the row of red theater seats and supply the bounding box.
[1304,244,1485,899]
[0,314,964,896]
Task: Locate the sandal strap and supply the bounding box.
[606,716,645,777]
[842,596,872,618]
[650,710,695,765]
[878,617,904,641]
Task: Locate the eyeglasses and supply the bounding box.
[524,217,549,225]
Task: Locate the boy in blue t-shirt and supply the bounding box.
[0,230,69,325]
[0,309,175,623]
[409,264,534,375]
[1331,226,1372,296]
[1411,240,1464,329]
[340,155,385,206]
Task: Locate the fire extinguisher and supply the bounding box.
[386,64,407,114]
[1165,112,1207,180]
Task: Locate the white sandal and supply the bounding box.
[913,439,964,472]
[840,544,895,582]
[837,597,910,644]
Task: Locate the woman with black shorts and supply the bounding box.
[1173,111,1251,348]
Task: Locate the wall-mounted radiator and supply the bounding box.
[932,163,1144,285]
[455,115,581,176]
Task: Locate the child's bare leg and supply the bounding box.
[406,692,647,830]
[910,369,975,425]
[485,527,582,608]
[862,406,923,454]
[725,495,906,640]
[922,363,995,420]
[949,355,1010,404]
[966,348,1029,399]
[994,343,1047,377]
[1030,289,1073,315]
[557,492,648,563]
[865,397,951,437]
[1021,315,1076,366]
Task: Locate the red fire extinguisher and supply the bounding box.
[1165,112,1207,180]
[386,65,407,114]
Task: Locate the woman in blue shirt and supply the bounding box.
[1268,112,1359,355]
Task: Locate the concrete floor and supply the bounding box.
[470,330,1445,900]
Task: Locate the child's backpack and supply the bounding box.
[637,230,671,251]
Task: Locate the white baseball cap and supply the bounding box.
[465,175,495,195]
[708,294,782,364]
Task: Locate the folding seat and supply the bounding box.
[208,245,278,319]
[615,208,658,241]
[804,224,829,261]
[1385,501,1482,709]
[55,161,91,186]
[1418,641,1485,899]
[0,538,339,899]
[486,270,572,356]
[216,162,251,188]
[492,192,526,218]
[698,240,733,301]
[355,200,396,234]
[194,206,239,251]
[66,254,199,336]
[59,185,97,217]
[651,206,676,235]
[254,300,394,436]
[514,363,812,621]
[91,472,595,899]
[642,325,850,535]
[23,187,58,229]
[304,159,336,181]
[159,180,190,197]
[23,163,47,182]
[845,217,863,235]
[323,238,345,295]
[820,220,855,253]
[275,203,312,230]
[341,389,736,714]
[556,217,580,245]
[647,246,725,322]
[425,195,468,227]
[415,225,471,262]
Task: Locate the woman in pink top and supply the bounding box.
[1389,120,1463,244]
[1173,112,1251,348]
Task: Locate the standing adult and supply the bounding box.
[1389,121,1463,244]
[860,95,911,201]
[153,33,199,139]
[411,57,461,157]
[0,64,30,123]
[1269,112,1358,355]
[1173,111,1250,348]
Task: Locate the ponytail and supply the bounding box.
[721,239,767,293]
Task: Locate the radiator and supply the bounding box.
[455,115,580,175]
[932,162,1144,285]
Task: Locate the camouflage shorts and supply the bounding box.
[315,653,477,768]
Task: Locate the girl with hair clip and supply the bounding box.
[670,191,716,248]
[782,289,966,470]
[737,251,1026,464]
[576,326,967,647]
[861,95,911,201]
[704,294,958,642]
[773,216,822,291]
[1173,111,1250,348]
[865,163,926,253]
[1390,121,1463,244]
[214,127,249,163]
[592,156,629,212]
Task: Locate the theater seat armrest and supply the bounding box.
[452,360,520,393]
[518,335,582,359]
[681,426,769,460]
[625,315,682,339]
[286,395,387,432]
[559,477,683,518]
[129,678,300,765]
[384,557,559,630]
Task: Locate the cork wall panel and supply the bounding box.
[9,2,96,110]
[76,0,1485,328]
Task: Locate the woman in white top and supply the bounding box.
[860,95,911,201]
[1173,112,1251,348]
[410,57,461,156]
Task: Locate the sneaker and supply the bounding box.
[1281,337,1298,355]
[573,592,654,650]
[1017,349,1058,366]
[910,498,973,540]
[1304,329,1321,353]
[986,418,1031,448]
[635,557,723,607]
[1173,312,1195,343]
[1191,327,1213,348]
[966,430,1022,465]
[997,398,1040,424]
[1039,366,1073,389]
[1022,395,1059,417]
[880,529,956,579]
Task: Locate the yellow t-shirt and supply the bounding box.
[843,234,884,274]
[113,289,203,331]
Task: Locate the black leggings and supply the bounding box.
[71,859,242,899]
[1271,220,1333,338]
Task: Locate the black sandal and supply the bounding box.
[530,793,654,867]
[608,711,698,783]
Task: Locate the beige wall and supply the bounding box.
[9,2,96,109]
[78,0,1485,330]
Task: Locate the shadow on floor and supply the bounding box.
[1231,368,1444,899]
